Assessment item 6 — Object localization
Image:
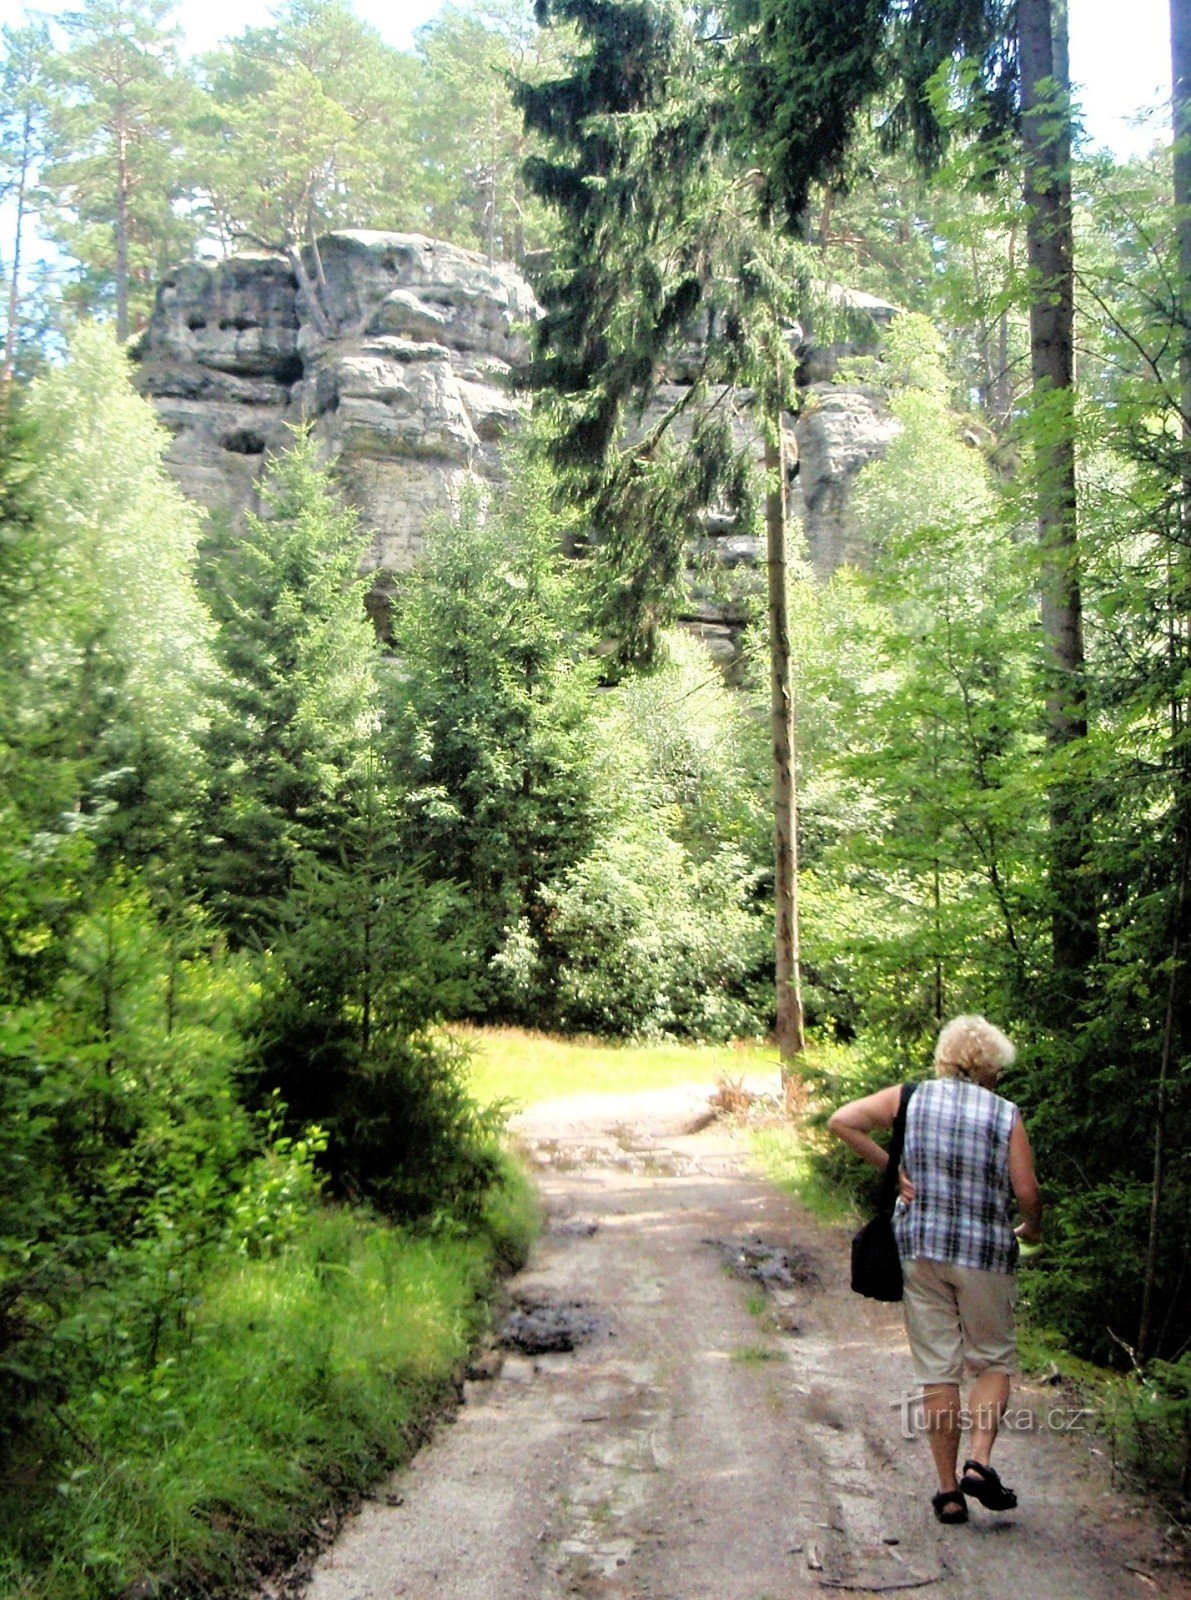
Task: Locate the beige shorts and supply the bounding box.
[901,1257,1017,1386]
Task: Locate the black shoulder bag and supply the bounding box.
[850,1082,918,1302]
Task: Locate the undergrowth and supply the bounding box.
[0,1156,538,1600]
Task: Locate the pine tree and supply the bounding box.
[196,0,420,335]
[0,24,53,406]
[43,0,201,341]
[412,0,563,262]
[201,428,381,941]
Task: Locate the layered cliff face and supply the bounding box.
[134,231,536,613]
[135,231,898,639]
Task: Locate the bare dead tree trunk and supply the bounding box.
[766,410,805,1071]
[1018,0,1094,997]
[115,115,130,344]
[1,105,33,410]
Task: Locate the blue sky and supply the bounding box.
[0,0,1175,160]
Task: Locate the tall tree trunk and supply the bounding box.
[1173,0,1191,481]
[1,105,32,411]
[115,115,130,344]
[1140,0,1191,1361]
[766,411,805,1070]
[1017,0,1094,996]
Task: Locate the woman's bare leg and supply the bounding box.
[966,1370,1011,1466]
[920,1382,962,1490]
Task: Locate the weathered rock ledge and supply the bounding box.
[135,231,899,643]
[134,231,537,616]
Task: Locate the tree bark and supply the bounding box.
[1017,0,1094,994]
[766,412,805,1070]
[1139,0,1191,1361]
[1,105,32,409]
[115,113,130,344]
[1173,0,1191,464]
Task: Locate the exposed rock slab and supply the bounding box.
[134,231,535,576]
[137,234,901,641]
[794,385,902,580]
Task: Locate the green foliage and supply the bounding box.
[780,316,1044,1044]
[42,0,203,335]
[539,632,771,1038]
[726,0,887,228]
[516,0,810,663]
[201,427,380,939]
[1102,1355,1191,1499]
[0,1192,530,1600]
[11,323,214,863]
[411,0,566,258]
[196,0,421,265]
[0,878,254,1449]
[249,851,502,1221]
[390,455,598,1012]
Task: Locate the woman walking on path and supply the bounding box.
[828,1015,1043,1525]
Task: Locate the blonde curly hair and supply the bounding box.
[933,1014,1016,1087]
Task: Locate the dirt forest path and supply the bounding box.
[300,1086,1187,1600]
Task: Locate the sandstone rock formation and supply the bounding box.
[134,231,537,615]
[792,386,901,582]
[136,231,899,642]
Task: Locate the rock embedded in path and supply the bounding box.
[705,1234,821,1291]
[498,1295,602,1355]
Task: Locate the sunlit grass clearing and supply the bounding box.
[459,1024,780,1109]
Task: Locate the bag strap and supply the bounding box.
[878,1082,918,1216]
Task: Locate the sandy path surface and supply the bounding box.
[300,1085,1186,1600]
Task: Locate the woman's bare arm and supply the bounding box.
[827,1085,903,1172]
[1009,1114,1043,1242]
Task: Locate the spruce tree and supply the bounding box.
[389,451,597,1018]
[12,323,214,863]
[514,0,809,662]
[201,428,381,942]
[514,0,812,1056]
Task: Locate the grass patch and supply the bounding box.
[0,1161,539,1600]
[459,1024,779,1109]
[750,1125,860,1227]
[730,1343,785,1365]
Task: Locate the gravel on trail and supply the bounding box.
[297,1082,1187,1600]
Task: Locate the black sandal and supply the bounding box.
[931,1488,969,1524]
[959,1459,1018,1511]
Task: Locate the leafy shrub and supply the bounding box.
[506,629,772,1040]
[545,829,769,1039]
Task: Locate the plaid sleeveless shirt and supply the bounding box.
[892,1078,1019,1275]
